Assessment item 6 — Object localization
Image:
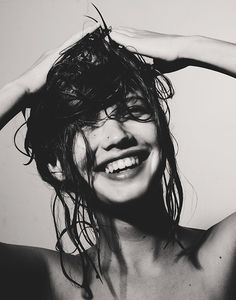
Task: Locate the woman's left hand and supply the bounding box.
[110,27,236,77]
[110,27,187,62]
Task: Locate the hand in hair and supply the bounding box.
[0,23,100,129]
[17,23,100,96]
[110,27,191,73]
[110,27,236,77]
[110,27,186,61]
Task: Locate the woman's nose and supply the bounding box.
[101,119,135,151]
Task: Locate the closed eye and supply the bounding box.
[127,105,152,121]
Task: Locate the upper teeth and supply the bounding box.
[105,156,140,174]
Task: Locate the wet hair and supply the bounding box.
[20,24,183,297]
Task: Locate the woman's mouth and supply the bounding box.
[104,156,140,174]
[97,150,149,180]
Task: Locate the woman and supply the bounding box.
[0,18,236,299]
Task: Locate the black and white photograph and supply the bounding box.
[1,0,236,299]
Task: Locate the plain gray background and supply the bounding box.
[1,0,236,250]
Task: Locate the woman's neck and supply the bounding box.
[95,188,175,274]
[113,218,170,272]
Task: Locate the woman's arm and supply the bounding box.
[0,23,100,298]
[0,23,99,130]
[0,242,52,299]
[110,28,236,76]
[182,35,236,77]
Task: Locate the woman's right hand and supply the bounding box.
[16,23,100,96]
[0,23,99,129]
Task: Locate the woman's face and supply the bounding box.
[73,98,160,204]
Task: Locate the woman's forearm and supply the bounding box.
[0,80,27,129]
[182,35,236,76]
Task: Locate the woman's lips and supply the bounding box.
[105,156,140,174]
[103,163,144,180]
[95,149,150,173]
[98,152,149,181]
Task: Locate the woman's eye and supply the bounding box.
[128,105,151,119]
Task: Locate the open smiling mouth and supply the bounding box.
[96,150,150,179]
[105,156,140,174]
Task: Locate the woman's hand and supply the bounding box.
[110,27,188,62]
[111,27,236,77]
[110,27,192,73]
[17,23,100,95]
[0,23,100,129]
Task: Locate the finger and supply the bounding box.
[115,26,137,32]
[59,23,100,50]
[112,28,137,37]
[110,31,138,44]
[115,26,145,34]
[114,27,149,35]
[110,34,139,53]
[110,30,136,40]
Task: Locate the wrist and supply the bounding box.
[179,35,208,61]
[13,77,31,96]
[2,80,28,105]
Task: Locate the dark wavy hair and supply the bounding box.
[19,22,183,298]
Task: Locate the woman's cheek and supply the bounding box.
[73,135,88,179]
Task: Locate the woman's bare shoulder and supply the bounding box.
[178,214,236,297]
[198,213,236,296]
[0,242,55,299]
[0,242,85,300]
[177,213,236,269]
[202,212,236,253]
[179,212,236,252]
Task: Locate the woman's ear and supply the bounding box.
[48,159,65,181]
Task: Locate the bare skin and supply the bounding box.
[1,218,236,299]
[1,26,236,299]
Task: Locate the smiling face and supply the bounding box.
[73,96,161,204]
[30,28,183,254]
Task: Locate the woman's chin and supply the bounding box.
[94,179,153,205]
[92,153,160,205]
